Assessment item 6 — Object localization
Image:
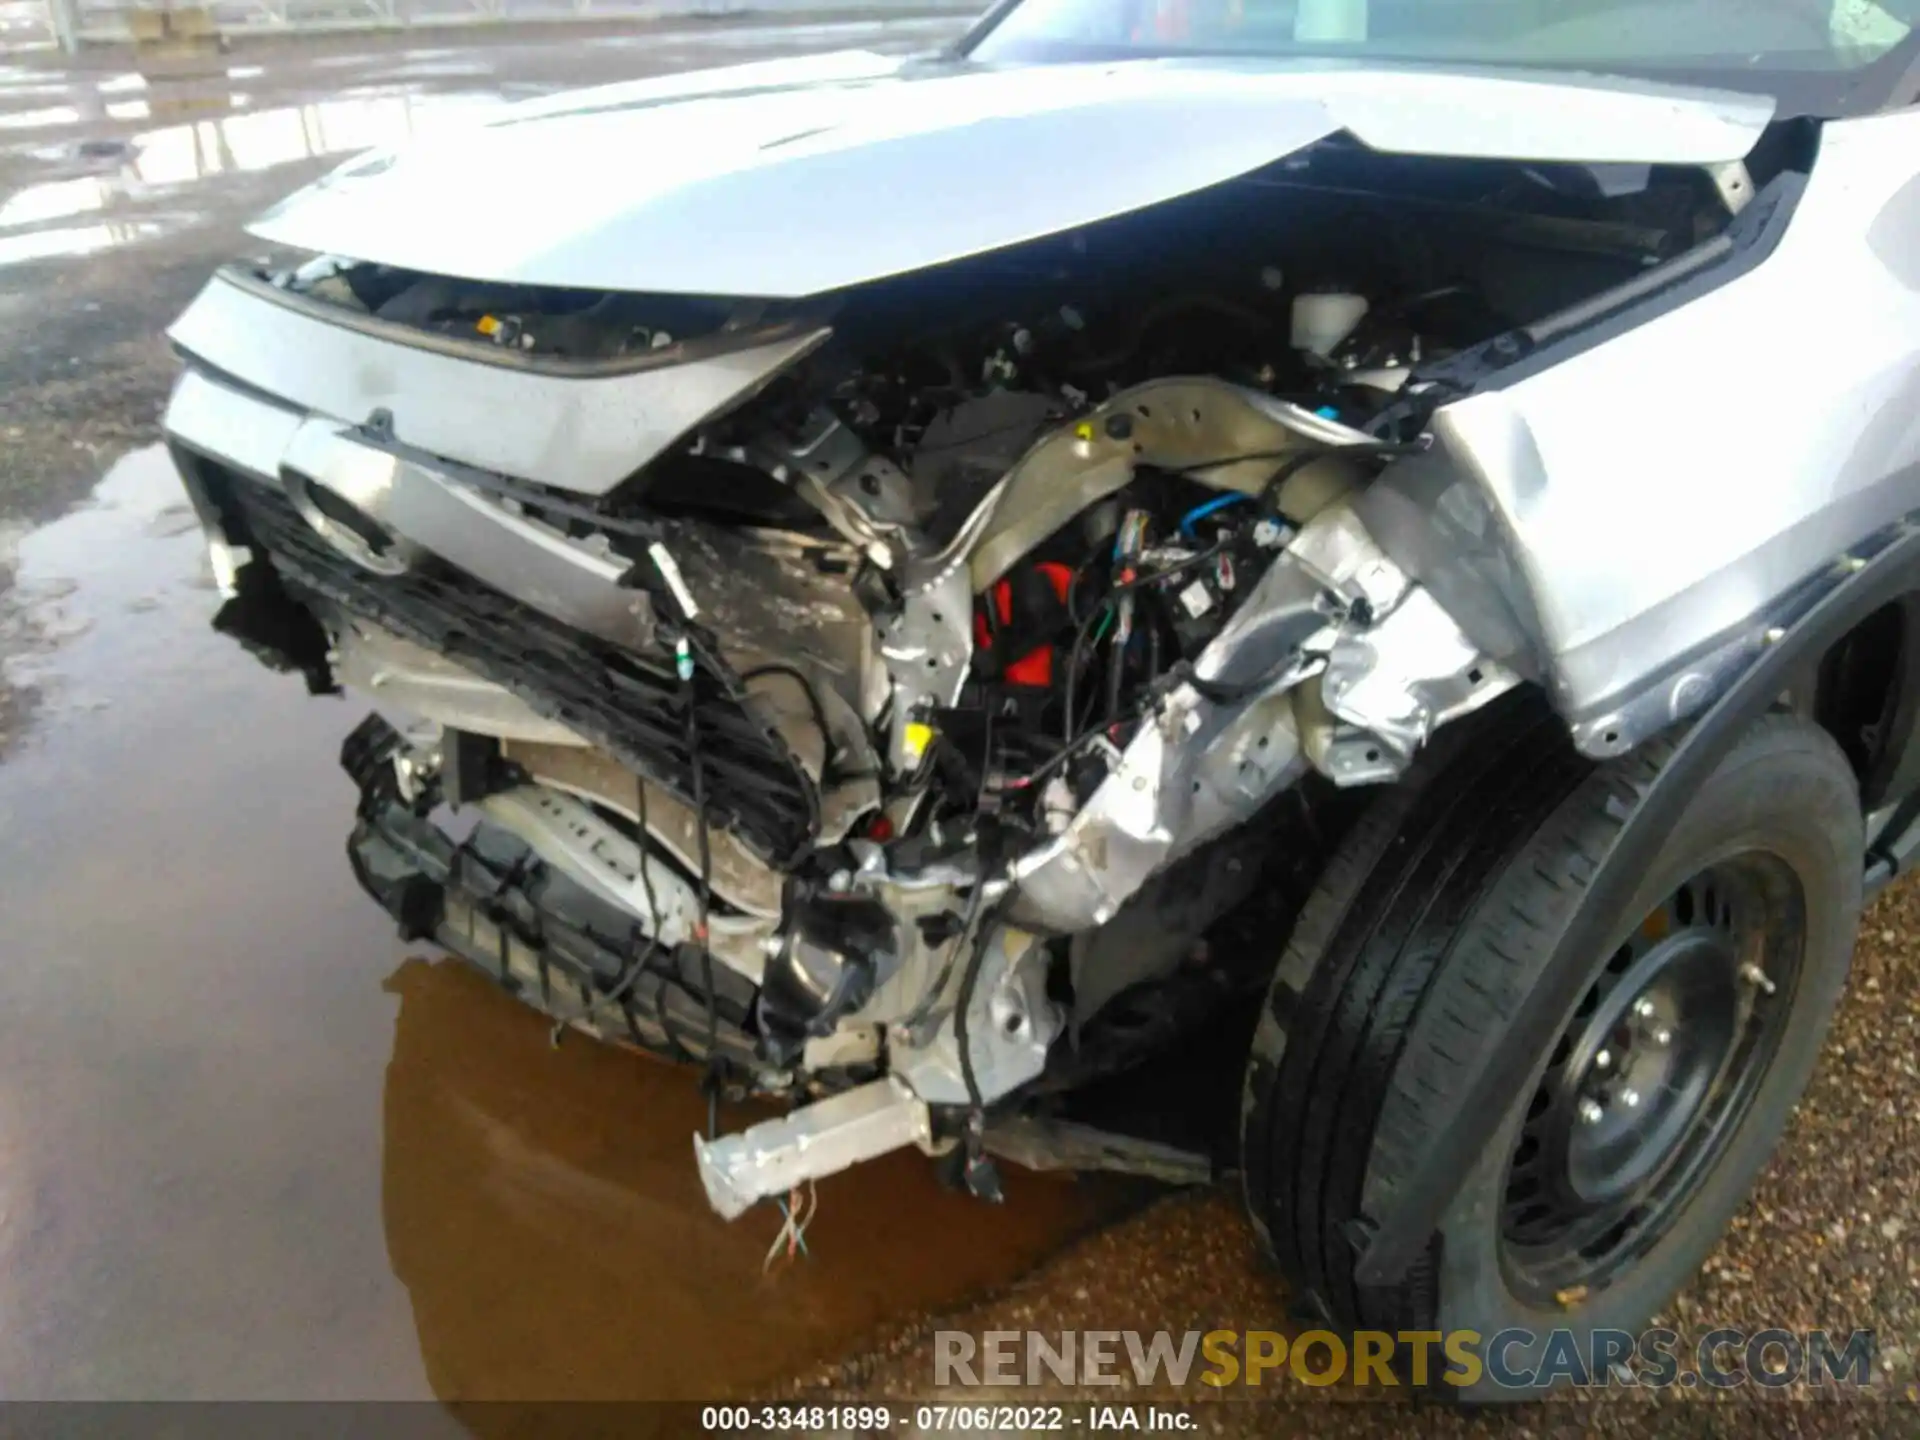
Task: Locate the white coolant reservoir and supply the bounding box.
[1291,291,1370,358]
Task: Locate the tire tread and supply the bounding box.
[1242,710,1858,1339]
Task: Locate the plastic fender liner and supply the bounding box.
[1350,512,1920,1288]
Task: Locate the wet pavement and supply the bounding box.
[0,446,1110,1401]
[4,15,1920,1431]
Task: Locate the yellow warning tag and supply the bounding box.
[903,722,935,763]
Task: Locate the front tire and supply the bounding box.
[1240,705,1863,1396]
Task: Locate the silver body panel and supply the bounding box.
[166,367,666,648]
[167,271,829,496]
[160,33,1920,1215]
[1416,108,1920,746]
[247,53,1772,296]
[166,96,1920,863]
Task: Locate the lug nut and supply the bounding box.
[1622,1089,1641,1109]
[1579,1099,1605,1125]
[1633,997,1656,1019]
[1739,962,1778,995]
[1653,1027,1672,1047]
[1594,1049,1612,1070]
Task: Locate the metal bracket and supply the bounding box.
[747,408,919,570]
[889,925,1061,1105]
[982,1115,1212,1186]
[1706,159,1754,216]
[693,1077,933,1220]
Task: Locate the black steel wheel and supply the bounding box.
[1500,856,1805,1300]
[1241,706,1863,1397]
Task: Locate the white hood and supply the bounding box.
[248,51,1776,297]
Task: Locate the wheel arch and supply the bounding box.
[1812,590,1920,812]
[1348,517,1920,1290]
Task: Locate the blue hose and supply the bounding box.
[1178,492,1251,538]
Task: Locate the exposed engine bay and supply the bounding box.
[166,133,1759,1217]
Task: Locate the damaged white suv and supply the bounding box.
[162,0,1920,1392]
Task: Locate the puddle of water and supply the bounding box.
[0,89,496,265]
[375,59,501,81]
[0,80,70,100]
[588,15,956,49]
[0,218,167,266]
[0,446,1112,1401]
[0,104,79,131]
[0,173,127,227]
[130,91,497,183]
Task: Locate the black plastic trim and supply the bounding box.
[1401,166,1809,409]
[211,264,832,379]
[203,467,820,866]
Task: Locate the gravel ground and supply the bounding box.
[789,886,1920,1427]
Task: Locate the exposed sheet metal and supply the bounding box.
[1010,672,1312,934]
[167,271,829,496]
[889,924,1060,1105]
[333,619,588,746]
[962,377,1368,591]
[693,1077,932,1221]
[478,784,778,982]
[245,54,1773,297]
[169,368,668,647]
[499,738,785,919]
